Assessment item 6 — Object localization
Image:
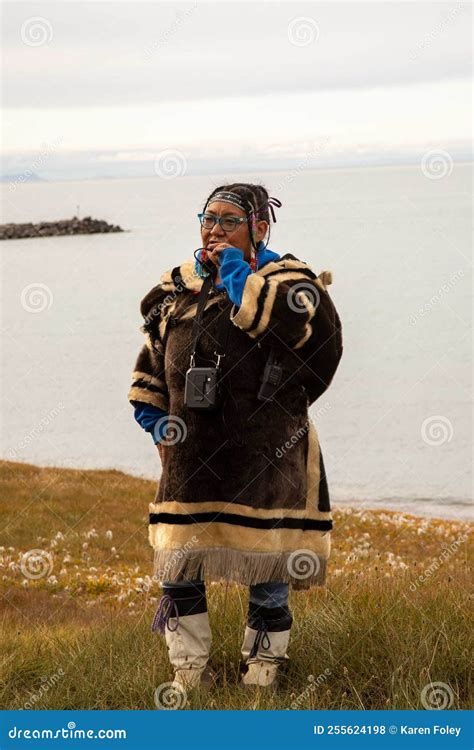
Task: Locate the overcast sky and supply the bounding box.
[2,1,472,178]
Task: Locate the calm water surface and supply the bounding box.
[1,164,472,520]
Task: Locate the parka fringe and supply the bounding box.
[152,546,328,591]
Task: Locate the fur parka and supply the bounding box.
[128,252,343,590]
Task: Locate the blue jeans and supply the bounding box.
[162,579,289,609]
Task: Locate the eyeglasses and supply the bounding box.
[197,212,247,233]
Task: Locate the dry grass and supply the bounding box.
[0,459,472,710]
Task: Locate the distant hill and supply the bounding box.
[1,171,44,183]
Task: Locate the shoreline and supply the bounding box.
[333,497,472,523]
[1,458,471,524]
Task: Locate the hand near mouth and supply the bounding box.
[205,241,235,266]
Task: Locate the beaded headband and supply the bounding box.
[204,190,248,213]
[205,190,282,224]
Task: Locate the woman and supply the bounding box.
[128,183,343,697]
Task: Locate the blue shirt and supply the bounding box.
[133,242,281,444]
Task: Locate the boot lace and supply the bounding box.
[151,594,179,634]
[249,616,271,659]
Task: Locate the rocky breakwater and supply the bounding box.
[0,216,124,240]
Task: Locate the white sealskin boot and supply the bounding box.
[240,601,293,689]
[151,583,216,706]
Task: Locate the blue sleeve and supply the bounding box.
[131,401,169,444]
[218,247,252,307]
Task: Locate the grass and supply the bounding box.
[0,459,472,710]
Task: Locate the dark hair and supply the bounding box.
[202,182,280,251]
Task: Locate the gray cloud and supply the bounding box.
[3,1,471,109]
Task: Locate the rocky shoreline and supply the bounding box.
[0,216,124,240]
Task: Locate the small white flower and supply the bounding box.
[105,530,113,540]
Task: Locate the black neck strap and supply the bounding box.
[190,276,232,365]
